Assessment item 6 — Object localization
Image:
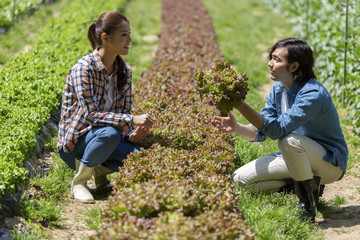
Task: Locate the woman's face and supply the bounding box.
[107,21,132,55]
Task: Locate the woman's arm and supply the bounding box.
[213,112,257,141]
[235,101,263,130]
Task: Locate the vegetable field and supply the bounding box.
[0,0,358,239]
[91,0,256,237]
[0,0,127,198]
[1,0,257,237]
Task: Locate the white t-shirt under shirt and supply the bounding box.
[281,87,289,113]
[103,73,116,112]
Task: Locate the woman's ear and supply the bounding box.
[101,33,110,43]
[290,62,299,73]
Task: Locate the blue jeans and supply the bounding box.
[59,126,140,171]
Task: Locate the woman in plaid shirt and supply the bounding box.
[57,11,155,203]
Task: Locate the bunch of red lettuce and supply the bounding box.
[196,60,249,114]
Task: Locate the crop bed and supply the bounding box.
[92,0,254,239]
[0,0,54,28]
[0,0,127,200]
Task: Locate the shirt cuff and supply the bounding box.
[250,124,267,142]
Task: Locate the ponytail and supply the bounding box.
[88,21,99,50]
[89,11,130,91]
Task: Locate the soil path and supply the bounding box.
[48,180,109,240]
[317,164,360,240]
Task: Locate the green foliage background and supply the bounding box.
[263,0,360,135]
[0,0,51,27]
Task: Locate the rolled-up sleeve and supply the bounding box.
[250,123,267,142]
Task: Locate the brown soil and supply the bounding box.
[47,190,108,240]
[317,163,360,239]
[1,153,112,240]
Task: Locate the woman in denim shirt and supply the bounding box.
[213,38,348,223]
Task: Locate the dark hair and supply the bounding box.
[88,11,129,91]
[269,38,316,83]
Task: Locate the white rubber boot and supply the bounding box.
[71,160,95,203]
[93,165,114,189]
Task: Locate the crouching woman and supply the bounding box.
[57,11,155,203]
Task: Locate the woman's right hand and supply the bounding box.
[212,112,237,133]
[128,126,150,143]
[132,114,155,129]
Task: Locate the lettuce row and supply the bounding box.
[0,0,128,197]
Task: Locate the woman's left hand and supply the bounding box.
[128,126,150,143]
[213,112,237,133]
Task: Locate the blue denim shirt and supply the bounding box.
[253,79,348,173]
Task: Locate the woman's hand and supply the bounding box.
[212,112,237,133]
[128,126,150,143]
[132,114,155,129]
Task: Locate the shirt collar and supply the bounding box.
[288,80,304,96]
[92,49,119,74]
[92,49,106,72]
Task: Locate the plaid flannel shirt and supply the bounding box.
[57,49,134,153]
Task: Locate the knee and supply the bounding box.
[278,133,302,152]
[232,167,250,185]
[97,126,122,145]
